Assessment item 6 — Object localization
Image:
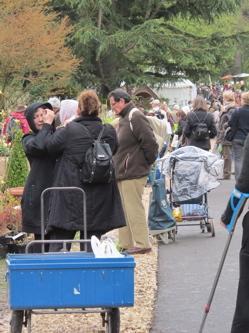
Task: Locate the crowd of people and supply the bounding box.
[0,89,158,255]
[1,85,249,251]
[142,89,249,182]
[2,84,249,330]
[140,87,249,331]
[1,86,249,256]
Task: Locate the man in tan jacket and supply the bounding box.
[108,88,158,254]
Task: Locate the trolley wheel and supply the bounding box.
[170,229,176,242]
[207,219,215,237]
[157,232,169,244]
[200,220,205,233]
[10,310,24,333]
[106,308,120,333]
[149,234,155,245]
[26,310,32,333]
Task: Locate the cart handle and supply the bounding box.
[226,189,249,233]
[41,187,87,253]
[25,239,91,253]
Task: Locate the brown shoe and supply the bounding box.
[126,247,152,255]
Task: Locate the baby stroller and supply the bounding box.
[163,146,224,237]
[148,160,176,244]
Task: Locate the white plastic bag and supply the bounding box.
[91,236,124,258]
[171,134,179,148]
[166,121,172,135]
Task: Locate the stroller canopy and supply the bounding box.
[161,146,223,202]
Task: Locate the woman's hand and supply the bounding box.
[43,109,55,125]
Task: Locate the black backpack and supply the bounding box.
[223,106,236,142]
[192,112,209,140]
[80,125,114,184]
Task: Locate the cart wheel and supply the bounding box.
[149,234,155,244]
[26,311,32,333]
[158,232,169,244]
[170,229,176,242]
[106,308,120,333]
[207,219,215,237]
[10,310,24,333]
[200,221,205,233]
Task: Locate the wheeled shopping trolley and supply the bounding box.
[6,187,135,333]
[166,147,221,237]
[148,160,177,244]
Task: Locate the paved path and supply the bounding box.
[151,179,243,333]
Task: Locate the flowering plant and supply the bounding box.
[0,191,21,234]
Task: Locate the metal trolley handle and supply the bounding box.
[37,186,87,253]
[25,239,91,254]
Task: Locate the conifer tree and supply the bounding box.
[50,0,248,94]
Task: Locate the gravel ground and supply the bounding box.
[0,188,158,332]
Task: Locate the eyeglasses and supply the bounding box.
[110,100,120,108]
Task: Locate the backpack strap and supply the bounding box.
[192,112,199,124]
[97,125,105,141]
[79,123,105,141]
[193,111,208,123]
[128,108,139,132]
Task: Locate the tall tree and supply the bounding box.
[50,0,245,95]
[0,0,79,107]
[232,0,249,75]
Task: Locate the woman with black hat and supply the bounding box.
[21,102,55,252]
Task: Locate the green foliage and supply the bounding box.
[49,0,246,95]
[0,137,10,156]
[0,0,78,108]
[102,116,114,124]
[5,129,28,188]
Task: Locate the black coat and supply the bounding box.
[21,124,55,234]
[230,212,249,333]
[221,134,249,225]
[184,109,217,151]
[229,104,249,143]
[45,116,126,234]
[221,135,249,331]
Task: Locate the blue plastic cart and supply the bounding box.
[6,187,135,333]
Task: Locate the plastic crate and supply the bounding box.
[6,252,135,310]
